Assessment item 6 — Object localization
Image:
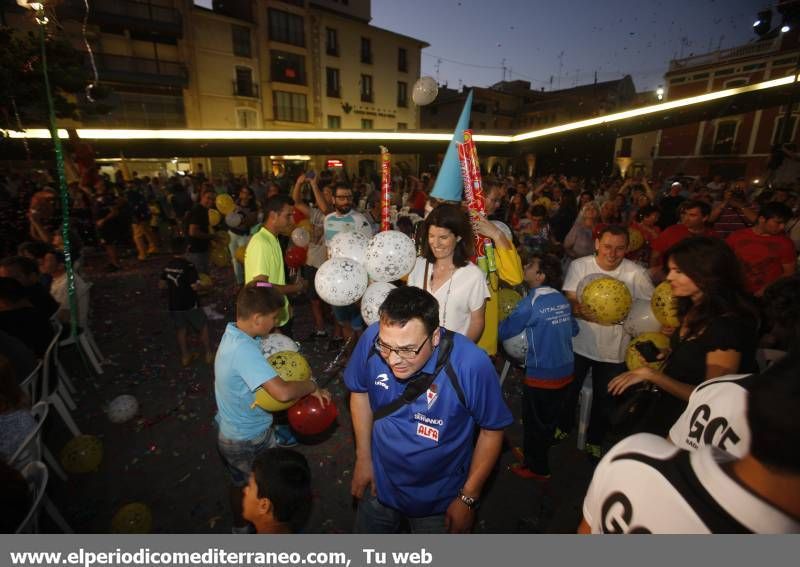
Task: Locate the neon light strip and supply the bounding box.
[2,74,796,143]
[511,75,798,142]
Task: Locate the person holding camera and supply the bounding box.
[608,237,759,437]
[709,185,758,239]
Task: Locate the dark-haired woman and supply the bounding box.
[407,204,489,341]
[608,236,759,435]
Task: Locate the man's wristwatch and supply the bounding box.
[457,488,479,510]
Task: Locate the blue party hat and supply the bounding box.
[430,90,473,202]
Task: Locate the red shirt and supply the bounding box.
[726,228,795,293]
[652,224,719,255]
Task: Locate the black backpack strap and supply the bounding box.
[445,362,467,408]
[372,330,455,421]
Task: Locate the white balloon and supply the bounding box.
[360,282,396,326]
[329,231,370,265]
[502,331,528,363]
[412,76,439,106]
[364,230,417,283]
[291,227,310,248]
[576,273,613,301]
[491,220,513,242]
[225,211,244,228]
[623,299,663,337]
[315,257,369,306]
[260,333,299,358]
[107,394,139,424]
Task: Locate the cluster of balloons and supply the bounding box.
[284,223,312,269]
[314,230,417,312]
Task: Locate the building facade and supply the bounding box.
[653,30,800,181]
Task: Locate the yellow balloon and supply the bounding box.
[235,246,246,264]
[497,288,522,321]
[216,194,236,215]
[625,332,671,371]
[581,277,633,325]
[628,227,645,252]
[60,435,103,474]
[208,209,222,227]
[651,281,680,328]
[210,246,229,268]
[111,503,153,534]
[198,273,212,286]
[213,230,231,246]
[296,219,312,233]
[254,351,311,412]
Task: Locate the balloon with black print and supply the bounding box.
[364,230,417,283]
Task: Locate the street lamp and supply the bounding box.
[656,87,664,101]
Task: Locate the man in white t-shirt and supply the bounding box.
[559,225,654,458]
[579,353,800,533]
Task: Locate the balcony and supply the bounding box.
[233,81,259,98]
[60,0,183,39]
[94,54,188,88]
[669,37,779,71]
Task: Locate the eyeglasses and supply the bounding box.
[374,333,432,361]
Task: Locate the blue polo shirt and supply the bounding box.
[344,324,513,517]
[214,323,279,441]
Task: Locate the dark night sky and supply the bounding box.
[372,0,765,93]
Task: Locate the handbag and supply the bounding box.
[609,383,662,436]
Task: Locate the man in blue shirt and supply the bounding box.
[344,286,513,533]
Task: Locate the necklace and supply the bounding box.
[427,263,456,329]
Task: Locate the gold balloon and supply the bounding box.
[497,288,522,321]
[581,277,633,325]
[111,502,153,534]
[208,209,222,227]
[215,194,235,215]
[235,246,246,264]
[651,281,680,328]
[213,231,231,246]
[625,332,670,371]
[296,219,312,233]
[628,227,645,252]
[210,245,230,268]
[60,435,103,474]
[254,351,311,412]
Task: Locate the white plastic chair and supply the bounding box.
[58,282,106,375]
[15,462,48,534]
[10,402,67,482]
[576,371,593,451]
[19,360,43,402]
[15,461,73,534]
[41,321,81,436]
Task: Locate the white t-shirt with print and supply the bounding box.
[406,257,490,336]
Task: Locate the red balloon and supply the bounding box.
[285,246,307,268]
[293,208,306,224]
[288,396,338,436]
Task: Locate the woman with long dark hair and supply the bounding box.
[407,204,489,341]
[608,236,759,434]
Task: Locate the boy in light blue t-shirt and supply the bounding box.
[214,279,331,533]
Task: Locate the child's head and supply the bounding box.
[242,448,312,533]
[236,279,286,335]
[523,253,563,290]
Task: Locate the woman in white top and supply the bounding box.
[407,204,489,341]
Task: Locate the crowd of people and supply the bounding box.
[1,162,799,534]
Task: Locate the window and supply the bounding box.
[326,67,340,97]
[361,119,373,129]
[271,50,306,85]
[237,109,258,129]
[326,27,338,56]
[361,37,372,64]
[361,74,373,102]
[268,9,304,47]
[713,121,737,153]
[619,138,633,157]
[397,122,407,130]
[232,25,251,57]
[234,66,255,97]
[273,91,308,122]
[328,115,341,129]
[398,47,408,72]
[397,81,407,107]
[773,116,798,145]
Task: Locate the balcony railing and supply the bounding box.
[233,81,259,98]
[669,37,780,71]
[94,54,188,87]
[61,0,183,37]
